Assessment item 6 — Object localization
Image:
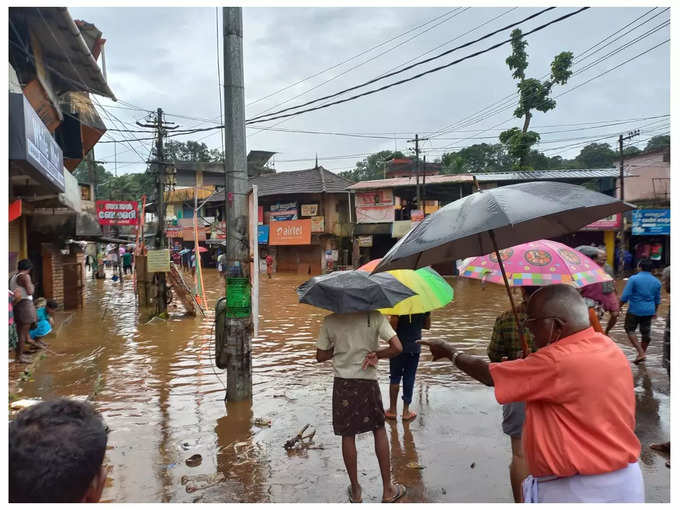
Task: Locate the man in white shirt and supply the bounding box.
[316,310,406,503]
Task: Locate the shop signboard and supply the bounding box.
[356,190,394,223]
[270,202,298,221]
[9,93,64,192]
[182,226,208,241]
[147,249,170,273]
[95,200,138,226]
[392,220,416,238]
[358,235,373,247]
[301,204,318,217]
[410,209,425,222]
[258,225,269,244]
[269,219,312,245]
[165,226,183,238]
[632,209,670,235]
[581,213,621,231]
[212,221,226,239]
[258,205,263,225]
[311,216,325,232]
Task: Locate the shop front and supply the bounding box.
[267,219,319,274]
[630,209,670,268]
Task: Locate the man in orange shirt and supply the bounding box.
[419,284,643,503]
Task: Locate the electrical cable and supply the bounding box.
[246,7,562,123]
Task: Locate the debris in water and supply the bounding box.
[182,442,191,450]
[254,417,272,428]
[185,454,202,467]
[470,462,476,469]
[284,424,317,450]
[406,462,425,469]
[181,472,225,493]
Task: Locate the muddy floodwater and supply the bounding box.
[14,270,670,502]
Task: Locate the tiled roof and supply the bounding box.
[205,167,353,201]
[347,174,473,191]
[475,168,634,181]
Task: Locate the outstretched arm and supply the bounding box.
[418,339,494,387]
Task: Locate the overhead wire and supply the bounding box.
[245,8,590,126]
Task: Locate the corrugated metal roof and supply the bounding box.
[475,168,633,181]
[347,174,472,191]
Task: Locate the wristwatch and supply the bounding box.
[452,350,463,365]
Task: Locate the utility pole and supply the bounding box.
[222,6,252,401]
[618,129,639,274]
[408,134,429,211]
[137,108,179,316]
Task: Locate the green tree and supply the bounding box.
[499,29,574,170]
[644,135,670,152]
[623,146,642,157]
[164,140,212,161]
[574,143,617,168]
[340,150,405,182]
[440,143,510,173]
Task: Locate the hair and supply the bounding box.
[9,399,108,503]
[46,300,59,310]
[17,259,32,271]
[522,286,540,299]
[639,258,654,272]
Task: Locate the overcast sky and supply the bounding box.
[68,5,670,176]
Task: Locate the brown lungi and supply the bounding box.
[332,377,385,436]
[13,300,37,326]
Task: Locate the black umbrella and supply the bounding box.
[373,181,634,355]
[297,270,415,314]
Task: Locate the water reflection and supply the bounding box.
[14,269,670,502]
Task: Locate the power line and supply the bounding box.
[246,7,559,123]
[245,7,464,108]
[245,8,590,125]
[427,7,666,139]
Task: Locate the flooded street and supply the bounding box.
[14,270,670,503]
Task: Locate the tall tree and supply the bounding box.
[574,143,617,168]
[499,29,574,170]
[441,143,510,174]
[340,150,405,182]
[644,135,670,152]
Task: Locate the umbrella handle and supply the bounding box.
[489,231,529,358]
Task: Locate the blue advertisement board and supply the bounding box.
[258,225,269,244]
[631,209,670,235]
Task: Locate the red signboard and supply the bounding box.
[96,200,138,225]
[258,205,263,225]
[9,200,22,222]
[581,213,622,231]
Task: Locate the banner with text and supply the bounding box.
[356,190,394,223]
[269,219,312,245]
[96,200,138,226]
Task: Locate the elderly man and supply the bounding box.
[419,284,643,503]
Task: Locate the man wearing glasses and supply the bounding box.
[419,284,642,503]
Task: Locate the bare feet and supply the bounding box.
[633,355,646,364]
[14,355,32,364]
[384,410,397,420]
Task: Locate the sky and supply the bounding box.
[67,5,671,176]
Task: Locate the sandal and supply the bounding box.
[347,485,362,503]
[633,355,646,364]
[382,483,406,503]
[402,411,417,422]
[650,442,670,454]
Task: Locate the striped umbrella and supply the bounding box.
[358,259,453,315]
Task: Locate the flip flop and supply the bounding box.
[633,356,646,364]
[347,485,362,503]
[650,442,671,454]
[382,483,406,503]
[384,411,397,420]
[402,411,417,422]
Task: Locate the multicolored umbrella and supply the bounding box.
[459,239,612,288]
[358,259,453,315]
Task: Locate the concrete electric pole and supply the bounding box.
[617,128,639,274]
[408,134,429,211]
[137,108,178,316]
[222,6,252,401]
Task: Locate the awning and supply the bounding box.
[10,7,115,100]
[58,91,107,171]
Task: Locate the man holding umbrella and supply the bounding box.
[300,270,413,503]
[419,284,643,502]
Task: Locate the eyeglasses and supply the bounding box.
[520,316,565,329]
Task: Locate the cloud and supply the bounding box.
[68,6,670,175]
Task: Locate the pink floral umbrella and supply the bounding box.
[459,239,612,288]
